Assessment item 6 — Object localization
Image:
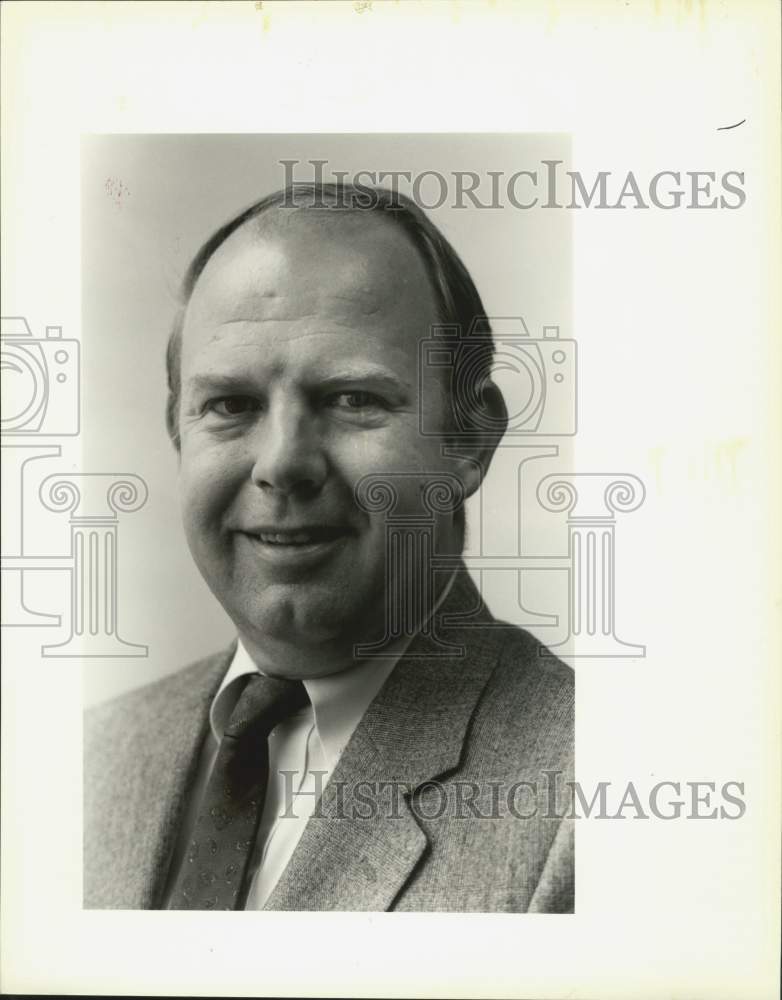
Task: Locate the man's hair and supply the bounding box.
[165,182,499,450]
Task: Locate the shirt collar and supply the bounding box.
[209,568,458,770]
[209,640,401,772]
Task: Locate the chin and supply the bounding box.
[233,582,374,650]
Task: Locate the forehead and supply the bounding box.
[181,210,440,365]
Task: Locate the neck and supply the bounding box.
[237,563,460,681]
[236,625,416,681]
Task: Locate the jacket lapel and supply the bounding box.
[265,569,506,911]
[143,650,234,908]
[84,648,232,909]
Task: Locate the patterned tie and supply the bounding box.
[168,672,309,910]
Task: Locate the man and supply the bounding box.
[84,182,574,912]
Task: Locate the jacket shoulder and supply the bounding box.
[85,649,232,753]
[473,623,574,769]
[494,625,574,702]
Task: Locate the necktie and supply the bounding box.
[168,672,309,910]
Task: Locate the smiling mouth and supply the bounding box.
[237,525,352,572]
[241,526,351,547]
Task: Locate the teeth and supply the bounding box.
[257,532,315,545]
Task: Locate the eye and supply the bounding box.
[328,391,386,410]
[208,396,260,417]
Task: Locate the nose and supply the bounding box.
[249,398,327,498]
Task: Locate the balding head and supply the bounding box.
[171,183,506,677]
[165,183,500,449]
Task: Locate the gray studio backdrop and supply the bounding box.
[81,133,572,705]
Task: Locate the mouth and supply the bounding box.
[236,525,353,570]
[243,525,351,546]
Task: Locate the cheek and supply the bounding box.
[374,427,451,481]
[342,431,454,524]
[331,431,436,516]
[179,443,244,538]
[343,418,444,471]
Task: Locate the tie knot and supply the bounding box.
[224,673,309,741]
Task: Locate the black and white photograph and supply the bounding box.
[80,134,576,914]
[1,2,779,998]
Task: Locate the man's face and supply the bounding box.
[178,211,466,677]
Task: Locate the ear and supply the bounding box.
[447,380,508,498]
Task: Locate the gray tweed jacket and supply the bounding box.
[84,570,574,912]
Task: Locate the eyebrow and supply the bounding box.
[184,374,257,396]
[184,368,412,396]
[317,369,412,394]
